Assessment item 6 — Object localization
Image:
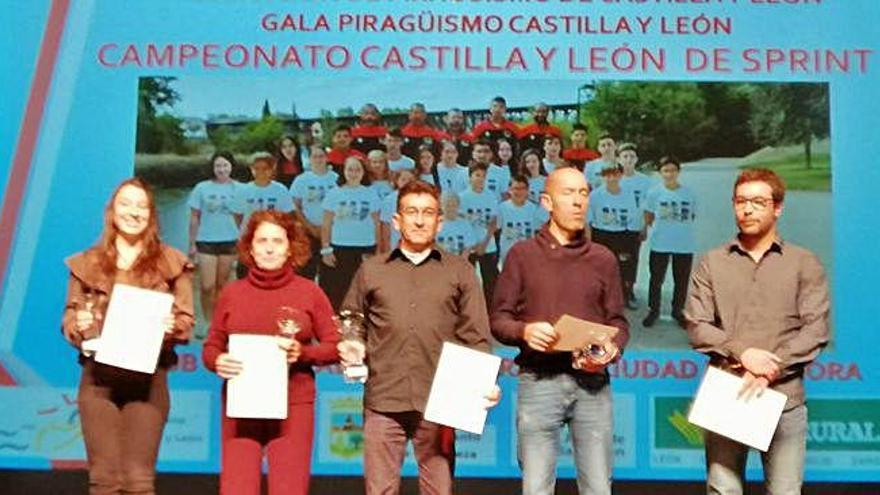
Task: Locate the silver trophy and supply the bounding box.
[336,310,368,383]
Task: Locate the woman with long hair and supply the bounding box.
[320,156,381,309]
[275,134,303,188]
[415,144,440,186]
[61,178,194,494]
[202,210,339,495]
[518,148,547,205]
[188,151,240,329]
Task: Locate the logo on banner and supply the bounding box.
[807,400,880,451]
[327,396,365,459]
[653,396,704,450]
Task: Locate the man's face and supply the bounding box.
[533,105,549,124]
[332,130,352,149]
[544,138,561,158]
[490,100,506,120]
[472,144,492,165]
[618,150,638,171]
[603,170,622,188]
[446,111,464,130]
[541,169,589,235]
[598,138,616,158]
[385,136,403,153]
[359,106,380,125]
[509,180,529,205]
[734,181,782,238]
[570,130,587,146]
[469,169,487,191]
[409,106,427,125]
[659,163,680,184]
[393,193,442,251]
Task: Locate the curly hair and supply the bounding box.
[236,210,311,269]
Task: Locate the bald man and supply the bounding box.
[491,168,629,495]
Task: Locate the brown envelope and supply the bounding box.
[549,314,618,352]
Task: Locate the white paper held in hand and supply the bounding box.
[93,284,174,374]
[424,342,501,435]
[687,366,787,452]
[226,334,288,420]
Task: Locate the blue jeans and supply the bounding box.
[705,404,807,495]
[517,371,613,495]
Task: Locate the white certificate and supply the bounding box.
[226,334,288,420]
[424,342,501,435]
[93,284,174,374]
[687,366,787,452]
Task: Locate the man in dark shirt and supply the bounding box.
[326,125,367,174]
[491,167,629,495]
[518,102,562,153]
[351,103,388,154]
[401,102,440,158]
[436,108,473,164]
[685,168,829,495]
[339,180,500,495]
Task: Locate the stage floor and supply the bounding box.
[0,471,877,494]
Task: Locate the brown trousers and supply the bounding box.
[363,409,455,495]
[78,360,170,495]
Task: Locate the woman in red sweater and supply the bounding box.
[202,210,339,495]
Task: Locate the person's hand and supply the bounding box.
[474,243,487,256]
[740,348,781,379]
[523,322,558,352]
[215,353,243,379]
[74,310,95,335]
[162,315,176,335]
[572,342,619,372]
[278,338,302,363]
[337,340,366,367]
[322,253,337,267]
[483,384,502,409]
[738,371,770,401]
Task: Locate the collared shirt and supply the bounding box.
[342,248,491,413]
[685,237,830,408]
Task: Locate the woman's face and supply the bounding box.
[280,138,298,160]
[395,170,415,189]
[113,184,150,238]
[418,151,435,172]
[524,154,541,176]
[544,138,561,158]
[310,148,328,172]
[497,140,513,163]
[250,221,290,271]
[344,158,365,185]
[213,156,233,181]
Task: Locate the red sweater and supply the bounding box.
[202,266,339,403]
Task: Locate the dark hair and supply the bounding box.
[571,123,588,134]
[468,162,489,176]
[600,164,624,176]
[657,155,681,170]
[473,138,493,152]
[336,155,371,186]
[208,151,237,178]
[387,127,404,139]
[543,135,562,149]
[518,149,547,177]
[94,178,163,283]
[510,174,529,186]
[494,138,517,168]
[597,132,614,143]
[491,96,507,106]
[396,180,441,212]
[333,125,352,136]
[237,210,311,269]
[735,168,786,204]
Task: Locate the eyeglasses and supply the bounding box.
[733,196,774,210]
[400,207,439,218]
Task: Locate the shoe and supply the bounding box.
[642,311,659,327]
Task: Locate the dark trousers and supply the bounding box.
[220,401,315,495]
[648,251,693,316]
[363,409,455,495]
[469,251,499,307]
[591,229,640,302]
[77,361,169,495]
[319,245,374,310]
[297,233,321,281]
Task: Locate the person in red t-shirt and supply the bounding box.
[471,96,521,148]
[326,125,367,175]
[518,102,562,154]
[436,108,474,164]
[561,123,600,172]
[400,102,440,159]
[351,103,388,155]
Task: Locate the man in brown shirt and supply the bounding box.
[685,168,830,495]
[339,180,499,495]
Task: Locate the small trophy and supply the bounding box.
[335,310,368,384]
